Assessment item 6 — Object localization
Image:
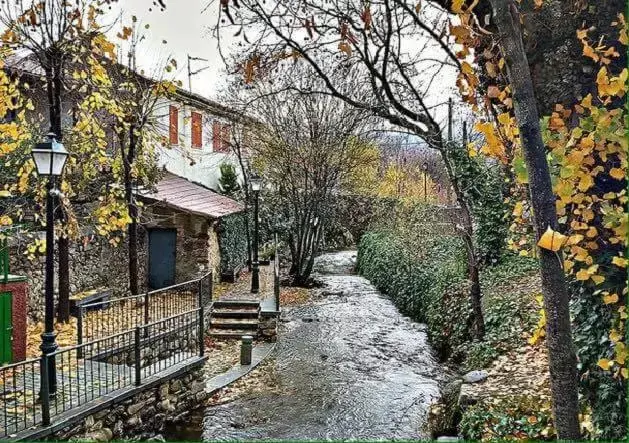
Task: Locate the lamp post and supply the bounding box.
[250,175,262,294]
[422,161,428,203]
[31,132,69,397]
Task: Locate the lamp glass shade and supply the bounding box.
[250,176,262,192]
[32,140,68,176]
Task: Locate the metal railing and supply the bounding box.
[43,330,136,421]
[77,272,212,345]
[0,357,41,438]
[1,308,204,438]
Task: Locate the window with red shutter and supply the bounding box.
[169,105,178,145]
[221,124,231,152]
[212,120,221,151]
[191,112,202,148]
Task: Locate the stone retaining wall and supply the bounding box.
[48,366,208,441]
[258,312,278,342]
[8,231,148,322]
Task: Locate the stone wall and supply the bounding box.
[258,312,278,342]
[8,232,148,322]
[48,366,208,441]
[8,204,226,322]
[208,221,221,280]
[144,204,221,283]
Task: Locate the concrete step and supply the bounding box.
[211,308,259,319]
[210,318,259,329]
[213,300,260,310]
[208,328,257,338]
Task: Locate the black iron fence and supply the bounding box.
[77,272,212,345]
[0,357,41,438]
[1,308,204,438]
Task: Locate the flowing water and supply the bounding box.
[169,250,442,440]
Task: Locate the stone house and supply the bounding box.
[2,53,250,322]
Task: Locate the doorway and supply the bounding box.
[148,228,177,289]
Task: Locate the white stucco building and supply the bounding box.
[154,88,251,191]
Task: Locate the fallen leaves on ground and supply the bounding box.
[26,318,78,358]
[206,356,282,407]
[280,287,310,306]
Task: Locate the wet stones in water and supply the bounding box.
[462,370,488,383]
[321,290,344,297]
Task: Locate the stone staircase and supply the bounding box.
[209,300,260,338]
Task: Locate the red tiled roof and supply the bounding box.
[140,173,243,219]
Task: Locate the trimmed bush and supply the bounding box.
[357,230,471,359]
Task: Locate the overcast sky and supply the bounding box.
[105,0,228,99]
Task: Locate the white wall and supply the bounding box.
[153,97,245,191]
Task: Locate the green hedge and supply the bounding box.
[217,212,248,273]
[357,230,471,359]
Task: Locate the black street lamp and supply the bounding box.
[31,132,69,397]
[250,175,262,294]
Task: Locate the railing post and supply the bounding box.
[143,291,150,325]
[76,308,83,359]
[209,272,213,303]
[197,278,203,308]
[40,356,51,426]
[134,327,141,386]
[198,307,205,357]
[143,291,149,338]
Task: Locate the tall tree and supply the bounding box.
[487,0,580,438]
[214,0,485,337]
[0,0,116,321]
[232,71,373,285]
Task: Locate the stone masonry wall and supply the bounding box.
[144,204,221,283]
[9,204,222,322]
[48,367,208,441]
[8,232,148,322]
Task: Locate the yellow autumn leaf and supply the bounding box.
[610,329,622,343]
[612,256,628,267]
[610,168,625,180]
[622,368,628,379]
[603,293,619,304]
[597,359,612,370]
[451,0,465,13]
[537,226,567,252]
[575,268,590,281]
[338,41,352,56]
[615,343,627,364]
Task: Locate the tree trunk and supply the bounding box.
[56,235,70,323]
[440,141,485,339]
[125,124,139,295]
[47,54,71,323]
[489,0,581,438]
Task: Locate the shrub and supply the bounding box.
[357,230,470,359]
[459,395,555,441]
[217,212,248,273]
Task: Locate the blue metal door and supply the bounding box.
[148,229,176,289]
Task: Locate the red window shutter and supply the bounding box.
[191,112,202,148]
[212,120,221,151]
[221,124,231,152]
[169,105,178,145]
